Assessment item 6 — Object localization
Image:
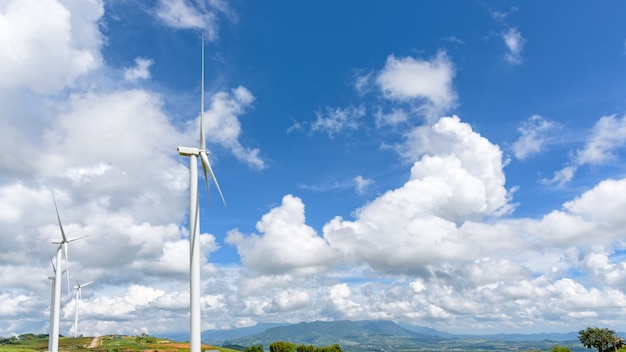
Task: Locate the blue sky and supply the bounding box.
[2,0,626,338]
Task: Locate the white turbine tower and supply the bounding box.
[73,279,93,338]
[47,255,65,352]
[50,191,87,352]
[177,35,226,352]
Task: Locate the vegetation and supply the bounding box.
[552,346,572,352]
[263,341,341,352]
[0,334,239,352]
[3,325,623,352]
[578,327,623,352]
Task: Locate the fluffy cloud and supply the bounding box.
[576,114,626,165]
[376,52,456,120]
[155,0,218,38]
[226,195,338,275]
[229,116,516,277]
[202,86,264,169]
[0,0,102,94]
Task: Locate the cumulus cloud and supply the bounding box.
[230,116,516,277]
[376,52,456,120]
[0,0,102,94]
[226,195,338,275]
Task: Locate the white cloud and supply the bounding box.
[0,0,102,94]
[541,165,577,186]
[124,57,153,81]
[230,116,516,277]
[503,28,525,64]
[512,115,558,160]
[354,71,373,96]
[354,175,373,195]
[374,108,409,126]
[201,86,264,169]
[311,105,366,138]
[155,0,218,38]
[544,114,626,185]
[226,195,338,276]
[0,292,29,316]
[267,290,311,313]
[576,114,626,165]
[376,52,456,120]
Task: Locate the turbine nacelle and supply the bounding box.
[177,146,207,157]
[50,235,88,245]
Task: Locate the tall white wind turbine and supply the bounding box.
[177,35,226,352]
[50,191,87,352]
[73,279,93,338]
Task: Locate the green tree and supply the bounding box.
[552,346,572,352]
[269,341,296,352]
[244,344,264,352]
[579,327,620,352]
[297,344,314,352]
[314,344,342,352]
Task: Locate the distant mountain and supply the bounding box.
[466,332,580,342]
[202,323,290,344]
[212,320,588,352]
[163,323,288,344]
[225,320,441,348]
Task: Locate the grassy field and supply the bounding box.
[0,335,239,352]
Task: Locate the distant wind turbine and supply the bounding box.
[73,278,93,338]
[177,35,226,352]
[50,191,87,352]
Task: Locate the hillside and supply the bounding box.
[0,334,238,352]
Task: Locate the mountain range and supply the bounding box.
[164,320,590,352]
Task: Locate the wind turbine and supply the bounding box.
[50,191,87,352]
[73,278,93,338]
[177,35,226,352]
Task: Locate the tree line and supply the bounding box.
[243,341,342,352]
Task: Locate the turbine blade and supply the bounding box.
[82,281,94,287]
[189,187,199,257]
[200,152,226,206]
[51,191,67,242]
[49,253,56,273]
[67,235,88,243]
